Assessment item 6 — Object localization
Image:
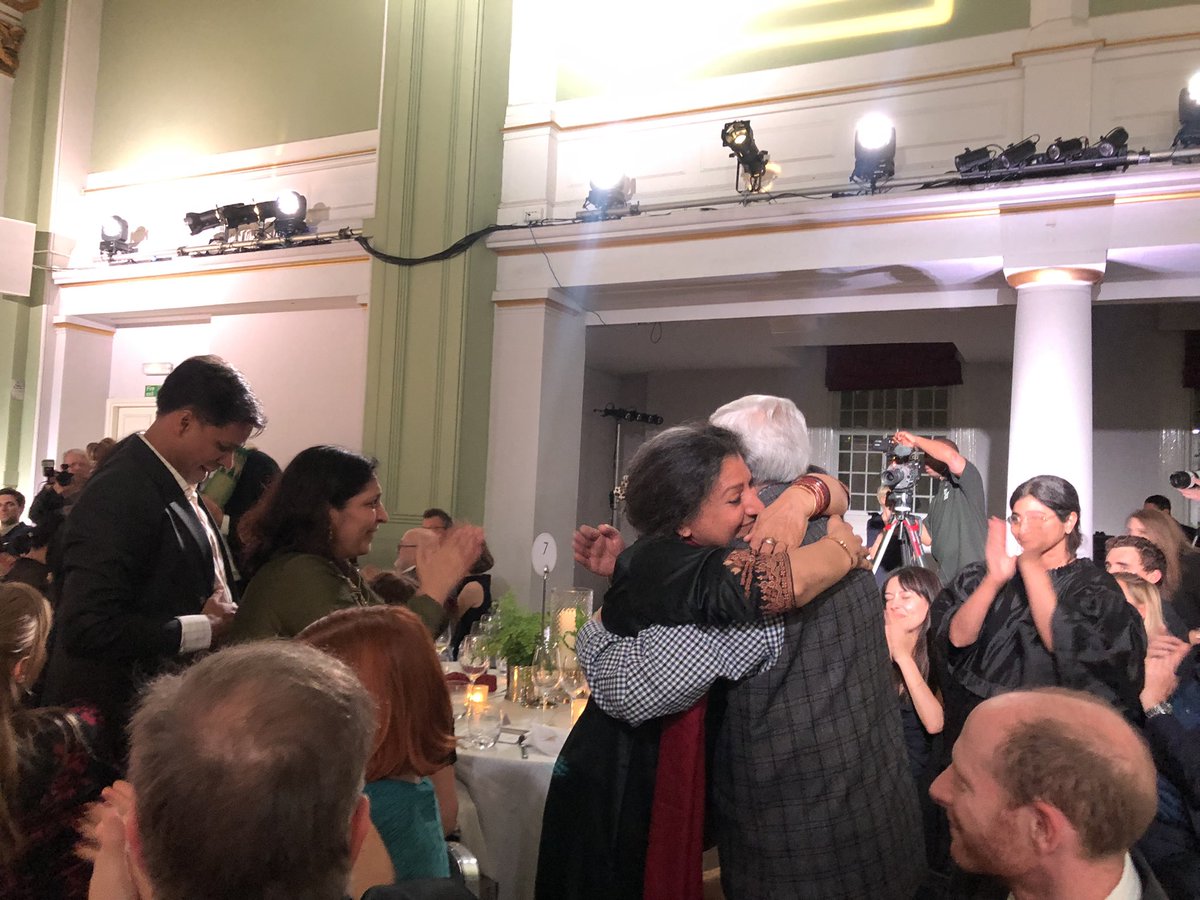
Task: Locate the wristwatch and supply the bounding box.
[1146,701,1174,719]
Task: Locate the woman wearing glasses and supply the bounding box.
[932,475,1146,756]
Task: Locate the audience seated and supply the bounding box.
[1112,571,1169,639]
[300,605,460,879]
[930,687,1164,899]
[0,583,113,899]
[0,514,63,596]
[1136,629,1200,898]
[82,641,424,900]
[1145,493,1197,543]
[1106,535,1191,638]
[1128,507,1200,630]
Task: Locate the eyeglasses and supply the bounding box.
[1006,512,1058,527]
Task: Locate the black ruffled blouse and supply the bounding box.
[931,558,1146,755]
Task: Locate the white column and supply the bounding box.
[483,297,587,606]
[1005,268,1099,557]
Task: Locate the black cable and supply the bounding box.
[354,223,529,267]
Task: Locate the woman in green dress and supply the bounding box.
[230,445,456,640]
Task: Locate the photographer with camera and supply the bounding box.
[892,430,986,583]
[28,449,92,525]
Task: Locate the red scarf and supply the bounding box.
[642,694,708,900]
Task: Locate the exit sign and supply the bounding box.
[144,385,159,397]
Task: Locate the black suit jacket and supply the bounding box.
[40,435,236,759]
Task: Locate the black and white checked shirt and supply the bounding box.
[575,615,784,727]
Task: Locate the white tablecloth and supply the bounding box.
[454,697,573,900]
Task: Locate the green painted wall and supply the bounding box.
[557,0,1031,100]
[361,0,511,566]
[2,1,59,489]
[91,0,386,172]
[1091,0,1199,15]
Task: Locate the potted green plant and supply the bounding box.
[480,593,543,704]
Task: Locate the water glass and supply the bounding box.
[467,702,502,750]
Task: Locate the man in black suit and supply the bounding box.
[40,355,265,763]
[0,488,32,573]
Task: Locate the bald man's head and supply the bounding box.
[931,688,1157,880]
[987,689,1157,858]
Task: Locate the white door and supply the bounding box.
[106,399,157,439]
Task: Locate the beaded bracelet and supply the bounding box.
[792,475,831,516]
[822,534,857,565]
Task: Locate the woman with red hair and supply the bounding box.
[299,604,457,880]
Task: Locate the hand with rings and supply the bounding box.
[760,537,780,555]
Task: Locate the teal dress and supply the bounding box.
[363,777,450,880]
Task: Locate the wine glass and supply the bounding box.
[531,638,560,714]
[557,648,588,700]
[433,622,452,661]
[458,634,489,688]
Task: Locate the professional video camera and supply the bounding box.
[41,460,73,487]
[867,436,929,572]
[869,438,923,509]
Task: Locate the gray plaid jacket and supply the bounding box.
[711,518,925,899]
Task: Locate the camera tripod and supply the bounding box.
[870,495,930,574]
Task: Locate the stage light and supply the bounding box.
[582,175,636,220]
[99,215,134,256]
[1095,126,1128,158]
[851,113,896,185]
[184,192,308,238]
[721,119,771,192]
[184,208,222,236]
[996,137,1038,168]
[1176,72,1200,148]
[954,145,993,174]
[268,191,309,237]
[1046,137,1085,162]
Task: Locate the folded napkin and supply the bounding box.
[445,672,498,691]
[526,723,569,758]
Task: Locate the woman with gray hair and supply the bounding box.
[538,422,865,900]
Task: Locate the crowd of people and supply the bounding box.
[1,359,1199,898]
[552,395,1200,900]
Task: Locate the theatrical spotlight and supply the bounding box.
[183,192,309,238]
[266,190,309,237]
[1094,126,1128,158]
[996,137,1038,169]
[954,145,994,175]
[721,119,771,192]
[183,202,257,236]
[1176,72,1200,148]
[581,175,637,221]
[1046,136,1086,162]
[99,215,134,256]
[851,113,896,187]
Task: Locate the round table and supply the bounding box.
[453,692,574,900]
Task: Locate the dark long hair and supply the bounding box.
[623,424,746,538]
[884,566,941,697]
[238,445,377,578]
[1009,475,1082,554]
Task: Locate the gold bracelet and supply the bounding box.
[822,534,856,565]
